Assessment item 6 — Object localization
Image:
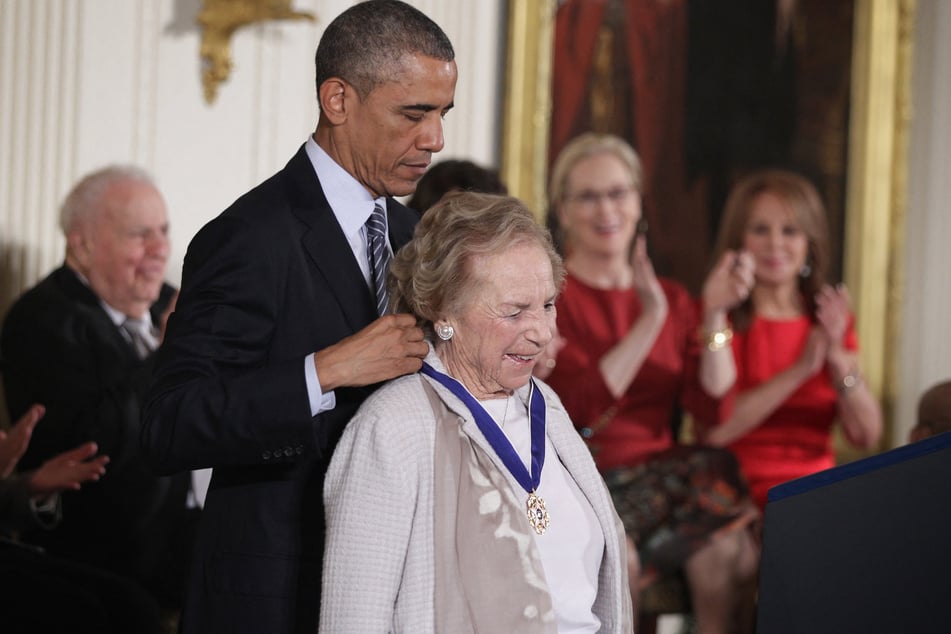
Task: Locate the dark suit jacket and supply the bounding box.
[0,266,189,596]
[141,146,419,634]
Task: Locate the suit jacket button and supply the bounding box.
[295,446,303,455]
[262,450,271,460]
[283,446,294,457]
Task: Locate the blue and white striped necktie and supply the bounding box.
[121,316,158,359]
[365,202,391,316]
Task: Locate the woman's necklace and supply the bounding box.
[499,394,511,428]
[421,363,551,535]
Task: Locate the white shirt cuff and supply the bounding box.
[305,353,336,416]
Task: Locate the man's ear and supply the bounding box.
[67,229,92,267]
[319,78,350,125]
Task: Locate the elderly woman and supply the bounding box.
[319,192,632,633]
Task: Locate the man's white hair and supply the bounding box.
[59,164,157,235]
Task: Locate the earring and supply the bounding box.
[800,263,812,278]
[436,323,454,341]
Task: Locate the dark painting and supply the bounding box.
[549,0,854,294]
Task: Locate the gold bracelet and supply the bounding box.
[701,327,733,351]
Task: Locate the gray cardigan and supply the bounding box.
[320,354,632,633]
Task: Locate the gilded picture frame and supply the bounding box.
[501,0,916,452]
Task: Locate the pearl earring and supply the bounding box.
[436,323,454,341]
[800,263,812,278]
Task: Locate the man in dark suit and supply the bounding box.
[0,165,196,612]
[140,2,456,632]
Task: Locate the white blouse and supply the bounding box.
[482,391,605,633]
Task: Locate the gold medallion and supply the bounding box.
[526,491,550,535]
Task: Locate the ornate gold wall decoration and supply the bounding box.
[197,0,316,104]
[500,0,555,217]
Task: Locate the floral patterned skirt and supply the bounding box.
[604,445,759,584]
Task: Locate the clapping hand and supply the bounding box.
[815,284,851,346]
[0,404,109,495]
[796,327,830,377]
[0,404,44,478]
[630,235,667,318]
[815,283,861,384]
[702,250,755,313]
[29,442,109,497]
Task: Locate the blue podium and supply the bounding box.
[756,431,951,633]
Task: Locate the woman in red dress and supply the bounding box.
[697,169,883,510]
[544,133,759,633]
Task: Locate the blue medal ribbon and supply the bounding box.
[421,362,546,495]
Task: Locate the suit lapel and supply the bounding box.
[53,264,103,309]
[284,147,377,329]
[52,266,140,361]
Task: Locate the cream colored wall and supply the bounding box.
[895,0,951,444]
[0,0,503,309]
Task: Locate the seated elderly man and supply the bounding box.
[0,165,196,611]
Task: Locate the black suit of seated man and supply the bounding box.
[0,165,196,611]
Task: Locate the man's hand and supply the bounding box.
[29,442,109,496]
[0,404,44,478]
[313,313,428,391]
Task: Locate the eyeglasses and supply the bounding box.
[564,186,636,208]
